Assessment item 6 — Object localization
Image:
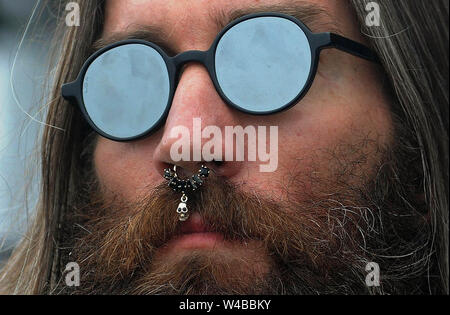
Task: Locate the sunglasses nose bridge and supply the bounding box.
[172,50,209,69]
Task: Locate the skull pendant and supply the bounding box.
[177,202,189,221]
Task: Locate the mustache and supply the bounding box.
[68,174,371,289]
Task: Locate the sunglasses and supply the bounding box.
[62,12,378,141]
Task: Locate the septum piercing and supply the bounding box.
[163,164,210,221]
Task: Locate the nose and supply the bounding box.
[152,63,242,178]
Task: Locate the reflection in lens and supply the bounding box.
[215,17,312,113]
[83,44,170,139]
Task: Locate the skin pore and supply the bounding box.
[62,0,397,294]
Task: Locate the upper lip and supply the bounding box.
[178,213,210,234]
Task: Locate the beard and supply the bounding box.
[54,130,431,295]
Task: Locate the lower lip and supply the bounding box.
[162,232,225,251]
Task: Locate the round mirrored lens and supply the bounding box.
[215,17,312,113]
[82,44,170,139]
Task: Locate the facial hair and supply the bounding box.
[54,134,430,295]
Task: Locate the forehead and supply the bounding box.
[103,0,362,47]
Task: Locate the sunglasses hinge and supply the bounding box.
[311,32,333,51]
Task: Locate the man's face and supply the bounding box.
[96,0,391,198]
[67,0,395,294]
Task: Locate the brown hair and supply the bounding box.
[351,0,448,293]
[0,0,105,294]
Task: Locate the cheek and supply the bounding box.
[273,68,393,185]
[93,138,162,199]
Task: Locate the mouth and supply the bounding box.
[159,213,225,252]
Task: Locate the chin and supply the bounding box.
[132,244,273,295]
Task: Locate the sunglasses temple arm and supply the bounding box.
[313,32,380,63]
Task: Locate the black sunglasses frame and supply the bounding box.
[62,12,379,142]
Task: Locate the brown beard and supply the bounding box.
[54,134,430,295]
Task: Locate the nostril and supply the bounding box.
[213,160,224,167]
[202,160,229,177]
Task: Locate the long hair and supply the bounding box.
[0,0,105,294]
[350,0,449,293]
[0,0,448,294]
